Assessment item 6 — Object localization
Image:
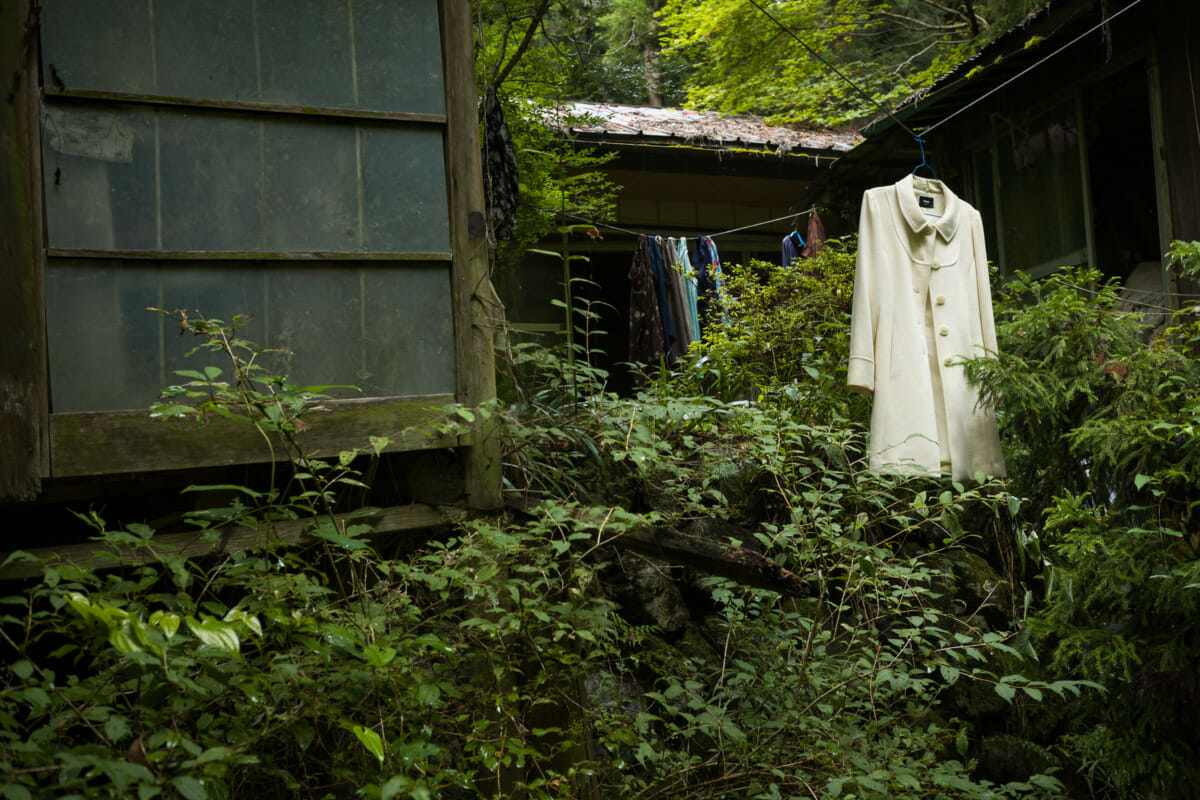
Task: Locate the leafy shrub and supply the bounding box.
[673,240,868,427]
[2,245,1114,799]
[964,244,1200,798]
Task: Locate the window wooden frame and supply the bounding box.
[0,0,499,507]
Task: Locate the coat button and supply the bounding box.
[935,295,946,305]
[931,261,941,270]
[938,325,949,336]
[944,357,953,367]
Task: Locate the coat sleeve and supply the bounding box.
[971,210,999,357]
[847,192,879,394]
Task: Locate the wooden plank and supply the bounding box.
[617,526,812,598]
[0,503,460,581]
[49,394,462,478]
[42,87,448,126]
[0,0,47,501]
[442,0,502,510]
[47,249,453,262]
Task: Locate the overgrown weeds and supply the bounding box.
[18,240,1196,797]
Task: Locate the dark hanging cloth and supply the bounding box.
[801,209,827,259]
[781,231,804,267]
[629,235,667,366]
[482,84,519,241]
[647,234,678,357]
[692,235,727,337]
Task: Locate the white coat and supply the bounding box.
[847,174,1006,481]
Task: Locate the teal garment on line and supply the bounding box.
[675,237,701,345]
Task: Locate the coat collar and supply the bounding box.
[895,173,960,242]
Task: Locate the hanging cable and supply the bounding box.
[742,0,919,140]
[920,0,1149,136]
[709,206,817,237]
[743,0,1149,156]
[547,206,817,240]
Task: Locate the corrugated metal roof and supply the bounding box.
[550,101,862,154]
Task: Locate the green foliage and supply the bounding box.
[1,277,1094,798]
[655,0,1045,125]
[963,246,1200,798]
[673,241,867,425]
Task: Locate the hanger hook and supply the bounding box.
[912,135,938,180]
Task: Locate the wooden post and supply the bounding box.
[442,0,502,510]
[0,0,47,502]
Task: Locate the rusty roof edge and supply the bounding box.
[561,128,855,158]
[544,100,862,154]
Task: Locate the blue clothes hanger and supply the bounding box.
[912,135,939,180]
[789,215,805,247]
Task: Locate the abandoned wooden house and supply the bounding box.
[498,101,860,391]
[0,0,500,571]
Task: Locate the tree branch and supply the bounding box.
[493,0,553,88]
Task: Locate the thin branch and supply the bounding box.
[493,0,553,87]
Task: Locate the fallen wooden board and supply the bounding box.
[0,503,456,581]
[616,526,812,598]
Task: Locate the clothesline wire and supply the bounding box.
[546,206,818,240]
[921,0,1149,136]
[744,0,1147,149]
[742,0,919,142]
[709,206,817,237]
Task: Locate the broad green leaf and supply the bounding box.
[994,682,1017,702]
[187,616,241,657]
[150,610,181,639]
[172,775,208,800]
[380,776,410,800]
[351,724,386,765]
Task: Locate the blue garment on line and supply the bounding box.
[692,235,729,336]
[781,231,805,267]
[647,234,677,356]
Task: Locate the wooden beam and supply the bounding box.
[0,0,47,501]
[47,249,453,262]
[524,502,812,597]
[49,394,462,478]
[0,503,459,581]
[442,0,502,510]
[42,87,449,126]
[616,526,812,598]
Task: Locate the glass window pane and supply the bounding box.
[362,127,451,253]
[355,0,446,115]
[154,0,258,102]
[41,0,153,94]
[159,113,263,251]
[42,104,157,251]
[261,122,360,251]
[995,103,1088,275]
[46,260,456,412]
[42,0,445,115]
[256,0,355,109]
[43,103,450,254]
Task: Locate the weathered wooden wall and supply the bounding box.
[0,0,500,512]
[0,0,46,503]
[1155,0,1200,248]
